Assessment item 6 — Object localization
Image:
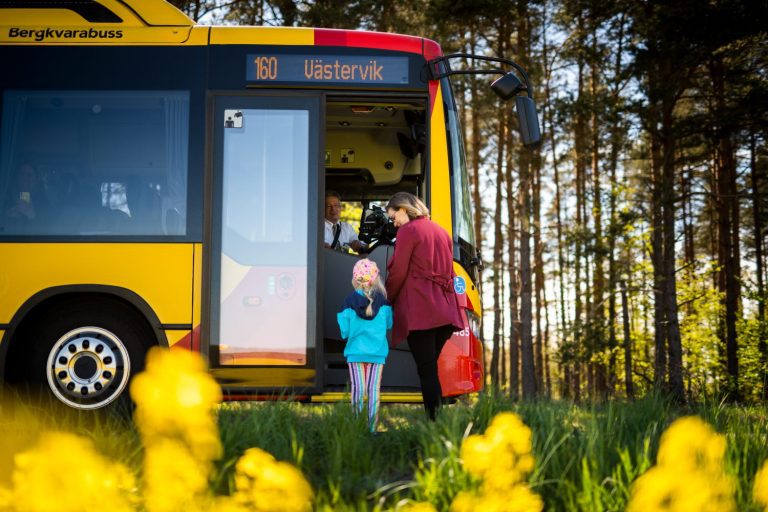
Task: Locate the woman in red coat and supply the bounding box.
[385,192,463,420]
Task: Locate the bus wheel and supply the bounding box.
[27,303,151,410]
[45,326,134,410]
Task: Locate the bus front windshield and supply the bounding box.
[441,77,476,252]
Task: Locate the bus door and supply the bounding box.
[208,94,323,392]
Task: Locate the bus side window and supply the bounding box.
[0,90,190,237]
[124,176,163,235]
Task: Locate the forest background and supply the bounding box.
[173,0,768,404]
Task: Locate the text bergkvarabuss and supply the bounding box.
[8,28,124,42]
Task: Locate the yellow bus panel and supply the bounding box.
[0,0,203,46]
[429,82,453,237]
[192,243,202,332]
[0,243,194,325]
[209,26,314,46]
[0,0,193,27]
[311,392,423,403]
[166,329,192,347]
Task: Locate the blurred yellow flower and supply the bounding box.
[656,416,727,474]
[454,412,542,512]
[131,347,222,462]
[450,485,543,512]
[208,497,250,512]
[143,438,211,512]
[450,492,475,512]
[232,447,313,512]
[0,407,44,484]
[399,502,438,512]
[627,416,735,512]
[0,487,12,511]
[755,460,768,510]
[461,412,535,487]
[4,431,136,512]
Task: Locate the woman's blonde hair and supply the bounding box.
[386,191,430,220]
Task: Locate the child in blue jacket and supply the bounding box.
[337,258,392,433]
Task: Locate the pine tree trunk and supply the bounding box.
[621,277,635,399]
[750,132,767,400]
[542,13,567,399]
[607,13,626,397]
[533,144,545,393]
[506,114,520,400]
[490,103,506,389]
[661,93,685,403]
[711,54,740,399]
[517,0,536,399]
[650,122,667,391]
[590,28,606,399]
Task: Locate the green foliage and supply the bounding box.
[738,315,768,403]
[677,258,725,397]
[210,394,768,511]
[2,394,767,511]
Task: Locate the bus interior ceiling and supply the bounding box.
[324,99,425,202]
[321,98,426,392]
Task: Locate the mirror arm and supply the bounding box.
[427,53,534,99]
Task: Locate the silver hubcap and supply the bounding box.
[46,326,131,410]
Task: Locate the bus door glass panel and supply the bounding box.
[214,100,317,367]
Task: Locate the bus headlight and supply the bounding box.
[465,310,481,339]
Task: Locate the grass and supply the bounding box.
[1,393,767,511]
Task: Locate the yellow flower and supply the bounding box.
[143,438,211,512]
[460,412,536,486]
[0,407,43,484]
[454,413,542,512]
[485,413,533,456]
[627,416,735,512]
[656,416,727,475]
[208,497,250,512]
[131,347,222,461]
[7,431,136,512]
[399,502,438,512]
[755,460,768,510]
[482,457,536,493]
[461,434,495,477]
[0,487,13,511]
[450,492,476,512]
[232,447,313,512]
[450,485,543,512]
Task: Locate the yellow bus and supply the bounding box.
[0,0,539,410]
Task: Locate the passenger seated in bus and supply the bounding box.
[3,163,47,224]
[324,190,367,254]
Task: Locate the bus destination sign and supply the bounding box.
[246,54,409,85]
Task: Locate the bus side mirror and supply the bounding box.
[490,72,524,99]
[515,96,541,147]
[491,72,542,147]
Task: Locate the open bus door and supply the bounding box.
[207,94,323,395]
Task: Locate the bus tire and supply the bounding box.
[25,300,153,411]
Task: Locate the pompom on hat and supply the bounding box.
[352,258,379,285]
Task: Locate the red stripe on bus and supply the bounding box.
[428,80,438,112]
[314,28,423,54]
[422,39,442,61]
[169,325,200,351]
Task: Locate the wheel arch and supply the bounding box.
[1,285,169,382]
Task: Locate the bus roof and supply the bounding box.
[0,0,443,59]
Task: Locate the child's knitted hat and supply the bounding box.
[352,258,379,285]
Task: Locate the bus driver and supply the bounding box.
[324,190,367,254]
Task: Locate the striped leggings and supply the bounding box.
[348,362,384,432]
